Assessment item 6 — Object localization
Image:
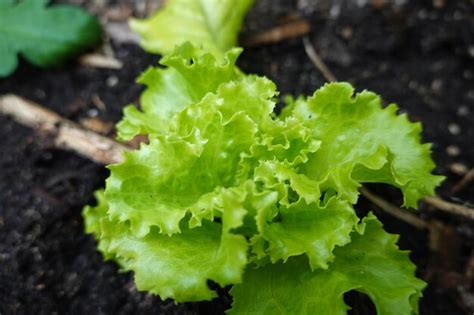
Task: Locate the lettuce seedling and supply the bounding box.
[84,0,443,313]
[83,43,443,314]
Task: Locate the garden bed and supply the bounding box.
[0,0,472,314]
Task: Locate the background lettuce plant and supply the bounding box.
[83,1,443,314]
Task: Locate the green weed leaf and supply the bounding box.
[0,0,101,77]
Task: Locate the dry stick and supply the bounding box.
[241,19,310,47]
[451,168,474,194]
[360,188,429,229]
[424,196,474,220]
[0,95,128,165]
[302,36,337,82]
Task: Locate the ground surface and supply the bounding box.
[0,0,473,314]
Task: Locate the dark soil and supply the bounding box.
[0,0,473,314]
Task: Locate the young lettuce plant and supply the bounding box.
[83,0,443,314]
[83,43,443,314]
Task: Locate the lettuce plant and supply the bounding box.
[83,42,443,314]
[84,0,444,313]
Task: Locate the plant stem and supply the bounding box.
[424,196,474,220]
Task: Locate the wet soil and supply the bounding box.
[0,0,473,314]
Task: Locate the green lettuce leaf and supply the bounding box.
[108,75,276,237]
[285,82,444,207]
[261,197,358,270]
[230,213,426,315]
[0,0,101,77]
[117,43,242,140]
[251,116,322,168]
[129,0,254,59]
[83,190,114,261]
[83,192,248,302]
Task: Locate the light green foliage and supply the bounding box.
[0,0,101,77]
[262,198,358,270]
[129,0,254,59]
[83,44,442,314]
[116,43,243,141]
[230,214,426,315]
[284,83,444,207]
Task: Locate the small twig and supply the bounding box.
[0,95,128,165]
[79,117,114,135]
[360,187,429,229]
[451,168,474,194]
[241,19,310,47]
[449,163,468,176]
[424,196,474,220]
[302,35,337,82]
[79,53,123,70]
[91,94,107,111]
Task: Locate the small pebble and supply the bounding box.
[446,145,461,157]
[356,0,369,7]
[35,284,46,291]
[340,26,353,40]
[87,108,99,117]
[468,46,474,58]
[433,0,444,9]
[449,163,468,175]
[431,78,443,92]
[329,2,341,19]
[457,106,469,116]
[106,75,119,87]
[448,123,461,135]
